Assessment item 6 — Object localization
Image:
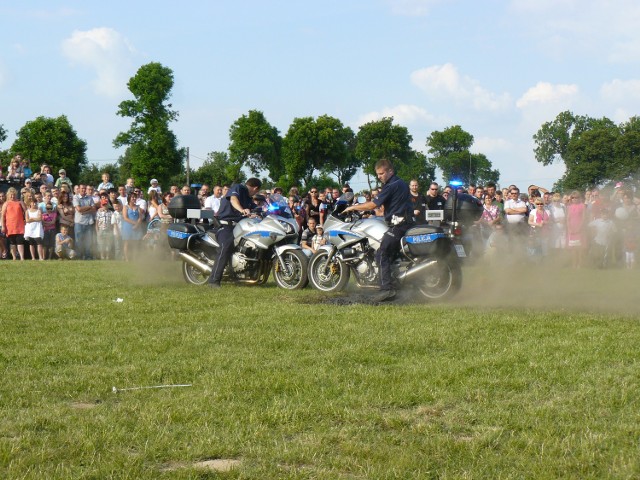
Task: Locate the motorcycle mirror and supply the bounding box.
[356,196,367,204]
[338,192,354,203]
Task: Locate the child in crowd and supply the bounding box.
[312,225,326,251]
[24,198,45,260]
[95,195,114,260]
[55,225,76,259]
[588,209,616,268]
[111,201,123,260]
[41,202,58,259]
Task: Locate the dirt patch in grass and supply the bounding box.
[161,458,241,472]
[70,400,102,409]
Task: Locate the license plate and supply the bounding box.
[454,244,466,258]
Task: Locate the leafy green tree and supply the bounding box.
[113,62,184,188]
[395,151,436,187]
[228,110,282,181]
[613,116,640,181]
[426,125,498,185]
[354,116,430,190]
[280,115,356,189]
[315,115,358,186]
[191,151,246,187]
[533,111,623,190]
[10,115,87,180]
[0,124,7,144]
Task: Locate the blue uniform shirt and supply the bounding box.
[373,174,413,223]
[216,183,256,222]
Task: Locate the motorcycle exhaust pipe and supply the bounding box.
[178,251,212,276]
[396,259,437,281]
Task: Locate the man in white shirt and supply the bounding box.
[503,187,528,245]
[204,185,223,215]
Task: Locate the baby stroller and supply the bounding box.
[143,217,162,250]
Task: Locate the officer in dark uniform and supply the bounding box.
[207,177,262,288]
[344,159,413,301]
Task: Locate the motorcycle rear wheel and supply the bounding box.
[308,250,350,292]
[182,259,209,285]
[415,258,462,300]
[273,250,309,290]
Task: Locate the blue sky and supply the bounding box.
[1,0,639,191]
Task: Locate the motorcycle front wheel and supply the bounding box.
[273,250,309,290]
[308,250,350,292]
[415,258,462,300]
[182,259,210,285]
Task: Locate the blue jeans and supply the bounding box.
[75,223,94,260]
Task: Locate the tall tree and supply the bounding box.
[355,117,414,187]
[11,115,87,180]
[228,110,282,181]
[426,125,498,185]
[280,115,356,188]
[314,115,357,186]
[191,151,246,187]
[0,124,6,144]
[533,111,622,190]
[113,62,184,188]
[395,150,436,187]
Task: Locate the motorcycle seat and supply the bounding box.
[405,225,444,236]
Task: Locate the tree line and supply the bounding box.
[2,62,639,192]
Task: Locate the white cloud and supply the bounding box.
[472,136,511,154]
[356,104,435,126]
[601,78,640,102]
[508,0,640,63]
[61,27,135,97]
[516,82,578,108]
[386,0,445,16]
[410,63,512,111]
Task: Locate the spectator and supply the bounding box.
[148,178,162,196]
[147,190,161,221]
[55,224,76,260]
[97,172,114,192]
[312,225,327,251]
[180,185,191,196]
[300,217,318,254]
[528,198,550,259]
[21,178,35,197]
[24,197,45,260]
[204,185,223,216]
[117,185,128,206]
[55,169,73,190]
[6,156,24,179]
[42,202,57,260]
[588,208,616,268]
[1,187,26,260]
[73,184,96,260]
[197,184,210,208]
[548,192,567,251]
[57,190,75,239]
[409,179,427,224]
[95,193,114,260]
[0,191,7,259]
[504,187,528,243]
[121,192,144,261]
[111,202,123,260]
[566,191,587,268]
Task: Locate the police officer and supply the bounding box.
[344,159,413,301]
[207,177,262,288]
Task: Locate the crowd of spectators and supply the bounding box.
[2,154,639,268]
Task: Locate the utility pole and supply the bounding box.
[186,147,190,186]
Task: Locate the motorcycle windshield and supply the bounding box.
[264,194,293,219]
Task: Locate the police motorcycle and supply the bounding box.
[308,190,481,300]
[166,194,308,289]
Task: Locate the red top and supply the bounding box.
[3,200,25,235]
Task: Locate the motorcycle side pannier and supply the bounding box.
[168,194,201,219]
[443,193,483,225]
[167,222,199,249]
[401,226,450,257]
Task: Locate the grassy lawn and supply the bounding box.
[1,258,639,479]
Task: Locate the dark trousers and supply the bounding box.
[208,225,234,284]
[376,222,413,291]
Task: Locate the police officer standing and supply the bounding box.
[208,177,262,288]
[344,159,413,302]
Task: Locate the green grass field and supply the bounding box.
[1,258,639,479]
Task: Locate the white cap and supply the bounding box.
[150,178,158,184]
